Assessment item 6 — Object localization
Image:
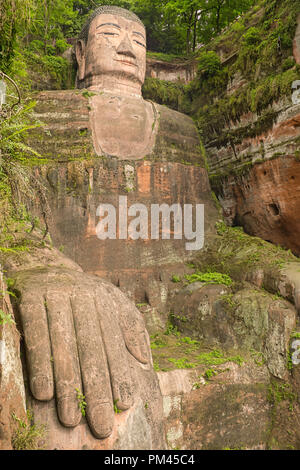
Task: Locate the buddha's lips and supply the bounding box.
[114,59,137,67]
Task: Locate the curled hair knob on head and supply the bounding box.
[78,5,145,44]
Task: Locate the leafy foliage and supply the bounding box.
[0,100,48,253]
[75,388,87,416]
[0,308,15,325]
[12,410,46,450]
[184,271,233,286]
[197,51,221,76]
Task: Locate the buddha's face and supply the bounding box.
[76,13,146,90]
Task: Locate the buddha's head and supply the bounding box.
[76,5,146,96]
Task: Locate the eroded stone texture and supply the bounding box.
[218,156,300,256]
[29,89,205,165]
[146,57,196,84]
[158,363,272,450]
[36,159,216,306]
[205,19,300,255]
[293,14,300,64]
[170,284,296,380]
[0,270,26,450]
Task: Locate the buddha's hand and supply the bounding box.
[12,267,150,439]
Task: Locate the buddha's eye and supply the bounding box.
[104,32,118,36]
[98,31,119,37]
[134,40,146,48]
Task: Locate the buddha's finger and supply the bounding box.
[95,290,134,411]
[18,291,54,401]
[71,292,114,439]
[119,297,150,365]
[45,289,82,428]
[100,283,149,365]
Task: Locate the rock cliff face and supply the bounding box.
[293,14,300,64]
[0,270,26,450]
[207,93,300,254]
[146,56,196,84]
[198,8,300,256]
[218,155,300,255]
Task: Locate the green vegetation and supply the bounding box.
[167,357,198,369]
[142,0,300,185]
[184,271,233,286]
[191,222,296,286]
[143,77,189,112]
[219,293,239,311]
[0,308,15,326]
[75,388,87,417]
[204,368,218,380]
[113,400,122,414]
[151,321,244,372]
[1,0,255,92]
[197,51,221,77]
[291,331,300,339]
[12,410,46,450]
[187,0,300,162]
[267,381,297,412]
[0,98,49,258]
[250,349,265,366]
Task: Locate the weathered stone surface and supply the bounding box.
[204,14,300,253]
[293,14,300,64]
[218,156,300,256]
[170,284,296,380]
[146,57,196,84]
[0,270,26,450]
[30,89,205,165]
[158,363,272,450]
[25,90,218,307]
[27,397,158,450]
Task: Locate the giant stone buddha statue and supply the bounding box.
[1,5,219,450]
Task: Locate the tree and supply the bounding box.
[164,0,255,53]
[0,0,34,71]
[197,0,255,42]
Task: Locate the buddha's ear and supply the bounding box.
[75,40,86,81]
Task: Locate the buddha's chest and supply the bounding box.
[90,94,158,159]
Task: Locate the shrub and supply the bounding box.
[197,51,221,77]
[242,27,260,45]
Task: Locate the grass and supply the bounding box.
[0,308,15,326]
[12,410,46,450]
[151,325,244,372]
[267,382,297,412]
[184,271,233,286]
[191,222,296,286]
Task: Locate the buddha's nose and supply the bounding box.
[117,34,136,59]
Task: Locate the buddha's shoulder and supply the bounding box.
[150,102,202,165]
[29,90,96,160]
[29,90,203,166]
